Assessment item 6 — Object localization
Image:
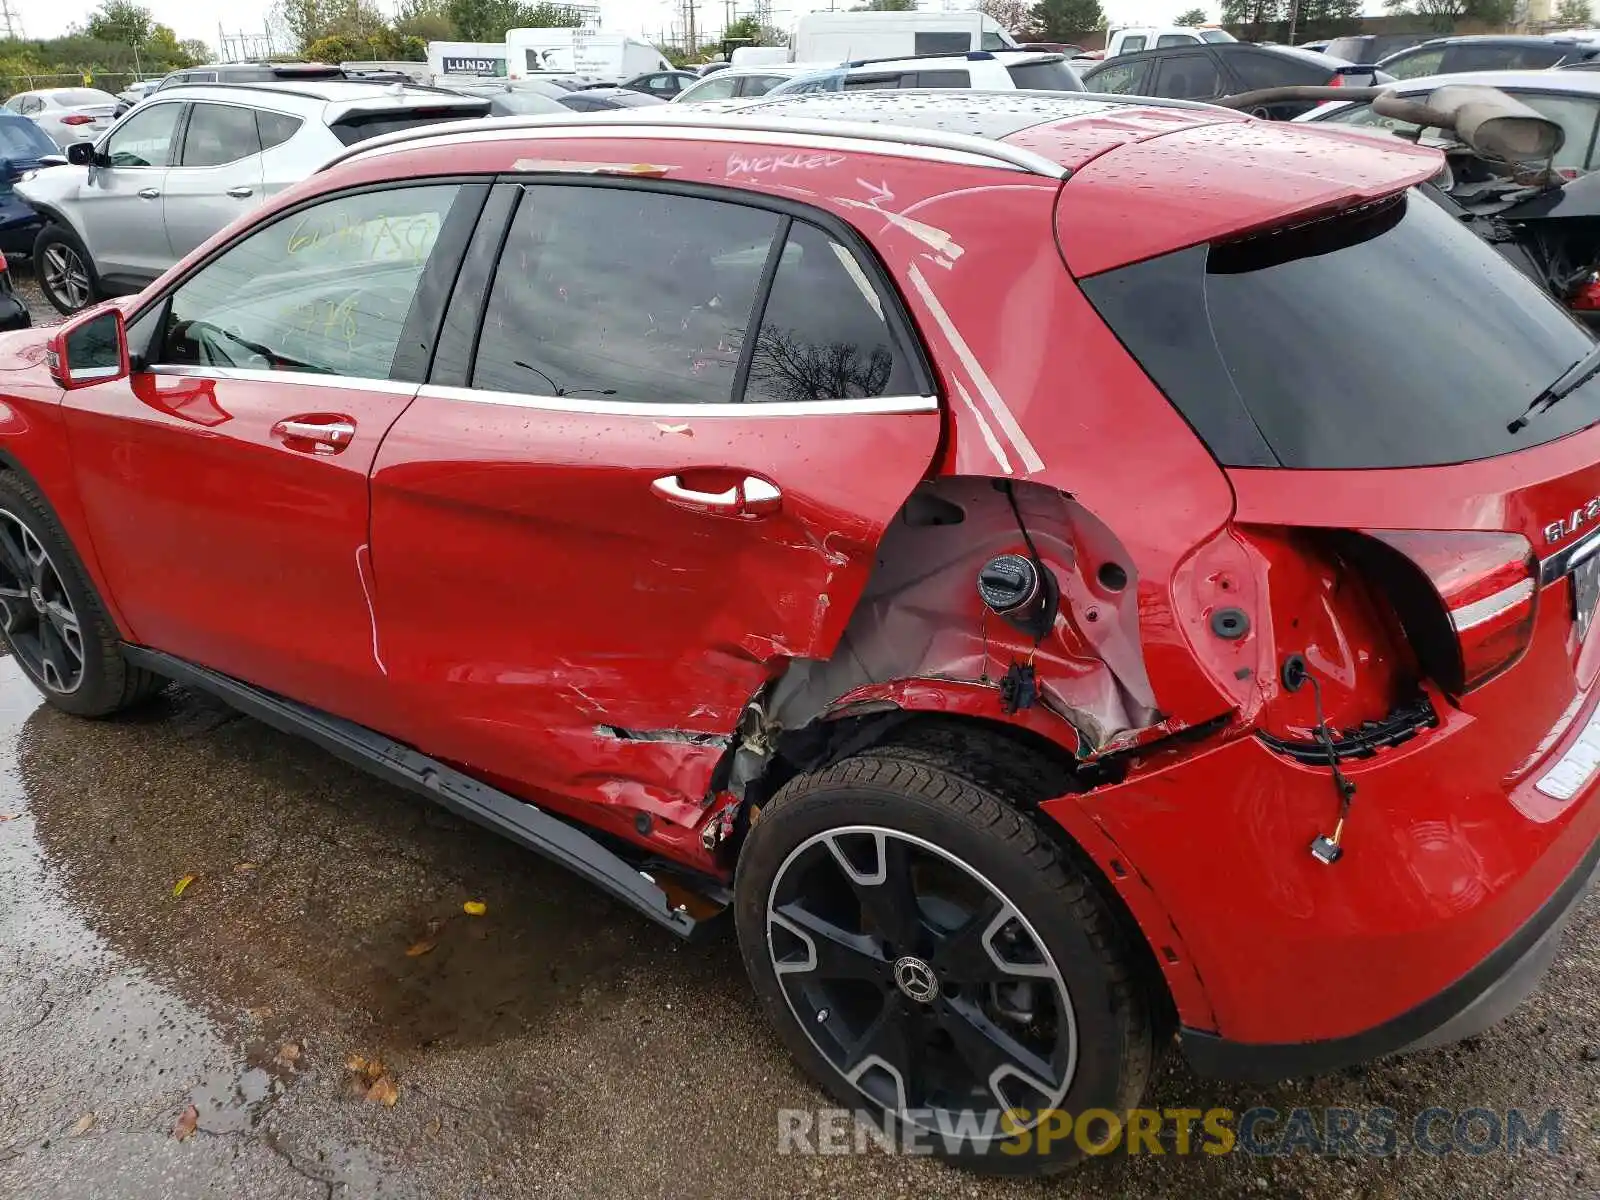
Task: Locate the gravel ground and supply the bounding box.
[0,278,1596,1199]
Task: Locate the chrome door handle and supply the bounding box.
[652,475,738,509]
[273,418,355,451]
[137,187,159,199]
[226,186,253,198]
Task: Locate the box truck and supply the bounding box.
[792,11,1019,62]
[506,28,672,84]
[427,41,510,78]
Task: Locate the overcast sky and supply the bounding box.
[7,0,1228,50]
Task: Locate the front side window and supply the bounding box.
[981,32,1007,50]
[1087,61,1146,92]
[179,103,263,167]
[156,184,463,379]
[104,102,181,167]
[1156,33,1197,47]
[1121,36,1148,53]
[1200,29,1234,42]
[680,75,738,101]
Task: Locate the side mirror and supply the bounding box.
[65,141,96,167]
[48,307,128,390]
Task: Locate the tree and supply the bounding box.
[978,0,1033,34]
[1220,0,1281,37]
[851,0,917,10]
[1382,0,1515,31]
[396,0,457,41]
[83,0,154,46]
[1557,0,1593,24]
[1173,6,1208,22]
[445,0,581,41]
[1029,0,1106,38]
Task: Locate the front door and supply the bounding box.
[78,99,184,281]
[61,180,482,730]
[369,181,943,812]
[162,100,267,261]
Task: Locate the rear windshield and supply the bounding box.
[1080,190,1600,469]
[1323,37,1371,61]
[0,118,59,159]
[329,106,488,145]
[1006,58,1084,91]
[53,89,115,107]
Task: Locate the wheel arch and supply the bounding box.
[0,443,134,640]
[735,706,1214,1038]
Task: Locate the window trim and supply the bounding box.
[125,176,491,386]
[436,173,937,406]
[417,382,937,419]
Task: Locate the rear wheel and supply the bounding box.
[33,223,98,316]
[734,745,1152,1175]
[0,471,160,715]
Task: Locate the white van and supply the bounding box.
[1104,26,1235,57]
[792,11,1018,63]
[427,40,510,79]
[506,28,672,84]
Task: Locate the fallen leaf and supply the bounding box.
[405,938,437,958]
[425,1115,442,1138]
[345,1054,367,1073]
[172,1105,198,1141]
[172,875,196,898]
[366,1075,399,1107]
[246,1006,272,1022]
[233,862,258,874]
[276,1042,300,1066]
[70,1114,94,1136]
[462,900,487,917]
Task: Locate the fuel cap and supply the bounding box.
[977,554,1039,615]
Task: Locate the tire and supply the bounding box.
[735,745,1152,1176]
[0,470,161,716]
[33,223,99,316]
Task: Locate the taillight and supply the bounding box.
[1572,278,1600,310]
[0,249,9,274]
[61,114,94,126]
[1367,530,1536,693]
[1327,73,1345,87]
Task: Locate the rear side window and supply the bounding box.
[746,221,915,403]
[256,110,302,151]
[1447,43,1563,72]
[1231,49,1331,88]
[1080,191,1600,468]
[915,32,970,55]
[180,103,262,166]
[329,106,487,145]
[1006,59,1084,91]
[845,73,903,90]
[471,185,916,405]
[913,70,971,88]
[1151,53,1221,100]
[473,186,781,402]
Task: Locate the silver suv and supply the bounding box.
[17,81,490,314]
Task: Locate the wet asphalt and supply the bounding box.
[1,276,1599,1199]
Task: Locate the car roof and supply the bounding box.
[1392,34,1600,51]
[150,80,483,106]
[1084,42,1343,67]
[1313,67,1600,101]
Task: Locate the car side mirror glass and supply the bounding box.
[49,308,128,390]
[65,141,95,167]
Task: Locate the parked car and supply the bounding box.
[0,110,65,254]
[111,79,161,117]
[1297,40,1329,53]
[1104,24,1235,57]
[436,81,569,116]
[3,88,120,149]
[674,64,834,102]
[614,69,700,99]
[7,86,1600,1176]
[1321,33,1433,64]
[1081,43,1388,116]
[1377,35,1600,79]
[16,80,490,314]
[1296,67,1600,178]
[150,61,347,93]
[696,60,733,76]
[767,50,1083,96]
[0,247,29,329]
[554,87,669,112]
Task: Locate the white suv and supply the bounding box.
[17,80,489,314]
[764,51,1084,97]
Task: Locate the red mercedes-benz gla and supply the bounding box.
[3,90,1598,1172]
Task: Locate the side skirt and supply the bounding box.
[123,645,709,937]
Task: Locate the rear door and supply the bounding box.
[162,100,267,260]
[368,180,942,803]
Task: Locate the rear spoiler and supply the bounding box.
[1212,83,1565,166]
